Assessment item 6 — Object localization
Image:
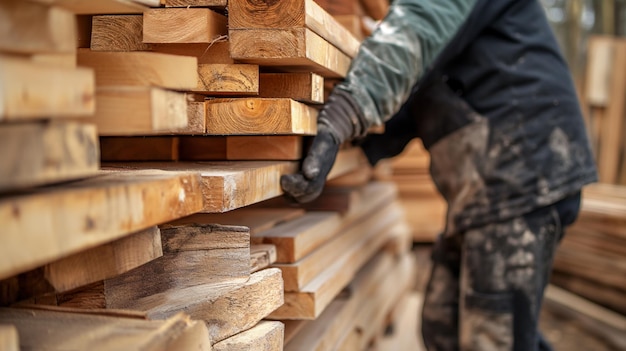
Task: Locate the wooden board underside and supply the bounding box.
[30,0,148,14]
[100,136,179,161]
[259,73,324,104]
[179,136,303,160]
[0,170,203,280]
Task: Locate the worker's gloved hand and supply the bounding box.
[281,89,368,203]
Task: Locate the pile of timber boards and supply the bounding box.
[552,183,626,315]
[0,0,422,350]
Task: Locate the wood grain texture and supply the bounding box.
[100,136,179,161]
[0,56,95,120]
[78,51,198,90]
[0,121,99,191]
[250,244,278,273]
[195,64,259,95]
[164,0,227,8]
[31,0,148,14]
[228,0,359,57]
[334,15,365,42]
[91,15,150,51]
[182,99,207,134]
[0,169,204,280]
[105,161,298,212]
[314,0,363,16]
[359,0,389,20]
[206,98,317,135]
[179,136,303,161]
[91,86,187,136]
[214,321,284,351]
[0,0,75,54]
[143,8,227,44]
[152,41,232,64]
[229,28,351,78]
[0,308,210,351]
[259,73,324,104]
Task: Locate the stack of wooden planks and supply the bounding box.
[375,140,446,242]
[552,183,626,315]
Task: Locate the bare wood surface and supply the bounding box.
[31,0,148,14]
[143,8,227,44]
[78,51,198,90]
[259,73,324,104]
[100,137,179,161]
[164,0,227,8]
[0,170,203,280]
[206,98,317,135]
[179,136,303,161]
[0,121,99,191]
[91,15,150,51]
[250,244,278,273]
[359,0,389,20]
[0,0,75,54]
[0,56,94,120]
[0,325,18,351]
[152,41,232,64]
[195,64,259,95]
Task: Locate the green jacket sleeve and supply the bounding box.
[335,0,477,128]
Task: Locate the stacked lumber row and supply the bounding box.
[315,0,389,42]
[583,35,626,185]
[374,140,446,242]
[552,183,626,315]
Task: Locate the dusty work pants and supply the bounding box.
[421,193,581,351]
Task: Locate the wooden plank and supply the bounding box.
[326,147,368,180]
[182,97,207,134]
[0,170,204,280]
[143,8,228,44]
[326,162,373,187]
[151,41,233,64]
[229,0,360,57]
[0,325,18,351]
[270,207,407,319]
[31,0,148,14]
[259,73,324,104]
[206,98,317,135]
[91,15,150,52]
[100,136,179,161]
[0,227,162,305]
[334,15,364,42]
[77,51,198,90]
[104,161,298,212]
[179,136,303,161]
[250,244,278,273]
[90,86,187,136]
[359,0,389,20]
[164,0,227,8]
[585,36,614,107]
[0,0,75,54]
[0,121,98,191]
[378,293,425,351]
[195,64,259,95]
[229,28,351,78]
[0,308,211,351]
[0,56,95,120]
[214,321,283,351]
[314,0,363,16]
[169,208,305,235]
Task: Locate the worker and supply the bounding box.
[280,0,598,350]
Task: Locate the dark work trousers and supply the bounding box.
[421,192,581,351]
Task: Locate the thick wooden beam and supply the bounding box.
[91,15,150,51]
[259,73,324,104]
[250,244,278,273]
[179,136,303,161]
[0,170,203,280]
[229,28,351,78]
[206,98,317,135]
[104,161,298,212]
[195,64,259,95]
[91,87,187,136]
[0,0,76,54]
[228,0,360,58]
[0,307,211,351]
[164,0,227,8]
[0,121,98,191]
[0,56,95,120]
[214,321,284,351]
[100,136,179,162]
[31,0,148,14]
[77,51,198,90]
[143,8,228,44]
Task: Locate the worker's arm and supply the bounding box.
[281,0,478,203]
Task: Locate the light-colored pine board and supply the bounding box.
[0,325,18,351]
[151,41,233,64]
[259,73,324,104]
[77,51,198,90]
[143,8,228,44]
[378,293,425,351]
[104,161,299,212]
[100,136,179,161]
[170,208,305,235]
[195,64,259,95]
[251,244,278,273]
[0,169,203,280]
[0,308,211,351]
[91,15,150,51]
[229,28,351,78]
[206,98,317,135]
[90,86,187,136]
[334,15,365,42]
[0,121,99,191]
[326,147,368,180]
[228,0,360,58]
[214,321,284,351]
[314,0,363,16]
[31,0,148,14]
[182,98,207,134]
[164,0,227,7]
[179,136,303,161]
[29,53,77,68]
[270,208,407,319]
[326,162,373,187]
[0,0,75,54]
[0,56,95,120]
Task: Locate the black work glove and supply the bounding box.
[281,89,368,203]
